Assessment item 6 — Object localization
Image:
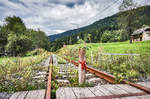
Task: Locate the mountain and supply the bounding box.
[48,6,150,51]
[48,14,117,41]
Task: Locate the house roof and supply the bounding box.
[132,27,150,36]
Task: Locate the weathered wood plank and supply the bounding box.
[118,95,150,99]
[72,87,95,98]
[17,91,28,99]
[64,88,76,99]
[119,96,140,99]
[101,84,128,95]
[96,85,113,95]
[36,90,45,99]
[138,95,150,99]
[10,92,21,99]
[25,90,39,99]
[116,84,143,93]
[88,87,105,96]
[56,87,66,99]
[137,82,150,89]
[145,82,150,89]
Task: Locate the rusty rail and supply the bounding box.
[64,57,115,83]
[45,56,53,99]
[64,57,150,94]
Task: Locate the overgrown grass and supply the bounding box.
[57,41,150,82]
[51,56,94,98]
[58,41,150,55]
[0,49,51,93]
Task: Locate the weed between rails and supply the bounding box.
[0,50,51,93]
[51,63,94,99]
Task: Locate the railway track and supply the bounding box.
[45,55,150,99]
[45,56,53,99]
[63,57,150,95]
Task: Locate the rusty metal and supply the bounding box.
[64,57,150,94]
[45,56,53,99]
[124,81,150,94]
[80,92,147,99]
[64,58,115,84]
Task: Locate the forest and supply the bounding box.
[0,16,50,56]
[49,6,150,51]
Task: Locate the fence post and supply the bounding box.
[78,48,86,84]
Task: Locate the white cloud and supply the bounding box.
[0,0,149,35]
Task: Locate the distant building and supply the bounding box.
[131,27,150,42]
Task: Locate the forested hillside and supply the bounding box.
[49,6,150,51]
[0,16,50,56]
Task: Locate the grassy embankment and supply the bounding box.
[0,49,51,92]
[57,41,150,82]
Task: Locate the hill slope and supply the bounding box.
[48,14,117,41]
[49,6,150,51]
[49,6,150,41]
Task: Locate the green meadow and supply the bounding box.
[57,41,150,82]
[62,41,150,54]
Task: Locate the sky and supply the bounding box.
[0,0,149,36]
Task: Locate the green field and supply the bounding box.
[0,57,15,64]
[57,41,150,82]
[60,41,150,54]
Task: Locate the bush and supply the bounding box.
[6,33,32,56]
[101,30,123,43]
[25,48,45,56]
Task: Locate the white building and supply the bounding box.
[131,27,150,42]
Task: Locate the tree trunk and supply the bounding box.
[129,28,132,44]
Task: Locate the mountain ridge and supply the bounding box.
[48,6,150,51]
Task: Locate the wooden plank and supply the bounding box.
[138,95,150,99]
[63,88,76,99]
[10,92,21,99]
[88,87,105,96]
[72,87,95,98]
[118,95,150,99]
[101,84,128,95]
[119,96,140,99]
[36,90,45,99]
[137,82,148,87]
[96,85,113,95]
[116,84,143,93]
[56,87,66,99]
[17,91,28,99]
[25,90,39,99]
[137,82,150,89]
[145,82,150,89]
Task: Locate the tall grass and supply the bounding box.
[57,41,150,82]
[0,49,51,92]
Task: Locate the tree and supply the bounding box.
[118,0,146,43]
[4,16,26,34]
[6,33,32,56]
[0,16,50,56]
[0,26,9,54]
[25,29,50,50]
[88,34,92,43]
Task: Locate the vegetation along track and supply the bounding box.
[63,57,150,94]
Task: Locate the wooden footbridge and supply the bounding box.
[1,55,150,99]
